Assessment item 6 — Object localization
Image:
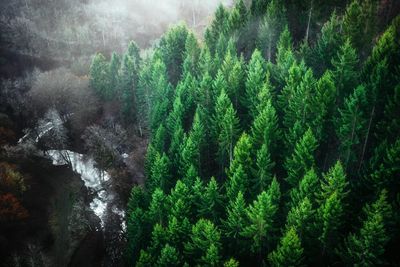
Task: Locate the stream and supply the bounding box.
[46,150,126,231]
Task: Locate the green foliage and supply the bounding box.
[121,4,399,266]
[268,227,304,267]
[258,0,287,61]
[284,128,318,188]
[341,190,392,266]
[335,85,368,170]
[184,219,222,266]
[243,49,266,118]
[242,188,279,256]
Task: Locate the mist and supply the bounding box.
[1,0,233,61]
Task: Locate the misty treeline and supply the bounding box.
[0,0,232,61]
[86,0,400,266]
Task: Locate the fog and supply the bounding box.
[1,0,233,60]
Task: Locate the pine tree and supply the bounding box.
[157,244,181,267]
[268,227,304,267]
[319,161,349,202]
[184,219,222,266]
[242,190,279,259]
[220,50,245,110]
[222,191,247,243]
[289,168,319,208]
[183,32,201,77]
[335,85,368,171]
[109,52,121,98]
[227,133,253,199]
[313,11,344,74]
[147,152,171,193]
[119,53,136,122]
[285,197,314,242]
[201,243,221,267]
[258,0,287,61]
[148,188,167,226]
[275,26,295,88]
[284,128,318,188]
[228,0,248,33]
[214,90,241,170]
[331,39,359,104]
[89,53,109,99]
[244,49,266,118]
[343,0,377,58]
[250,99,279,151]
[198,177,223,222]
[341,190,392,266]
[317,191,344,257]
[159,24,189,85]
[253,144,275,195]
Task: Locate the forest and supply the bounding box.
[0,0,400,266]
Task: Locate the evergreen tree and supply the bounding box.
[253,144,275,195]
[312,11,344,75]
[157,244,181,267]
[214,90,241,170]
[335,85,368,170]
[317,191,344,257]
[109,52,121,97]
[227,133,253,199]
[89,53,110,99]
[268,227,304,267]
[289,168,319,208]
[258,0,287,61]
[184,219,222,266]
[198,177,223,222]
[284,128,318,188]
[285,197,314,243]
[183,32,201,77]
[331,39,359,104]
[222,191,247,252]
[242,190,279,259]
[147,152,171,193]
[341,190,392,266]
[244,49,266,118]
[159,24,189,85]
[148,188,167,226]
[250,99,279,151]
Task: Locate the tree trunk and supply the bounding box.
[358,105,375,172]
[305,0,313,43]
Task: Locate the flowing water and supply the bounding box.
[46,150,125,230]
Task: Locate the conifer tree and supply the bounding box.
[198,177,223,223]
[250,99,279,151]
[109,52,121,96]
[157,244,181,267]
[148,188,167,226]
[253,144,275,195]
[227,133,253,199]
[242,190,279,259]
[244,49,266,118]
[222,191,247,253]
[89,53,110,99]
[183,32,201,77]
[258,0,287,61]
[268,227,304,267]
[284,128,318,188]
[341,190,392,266]
[147,152,171,193]
[331,39,359,104]
[214,90,241,170]
[185,219,222,266]
[335,85,368,170]
[317,191,344,257]
[289,168,319,208]
[313,11,344,74]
